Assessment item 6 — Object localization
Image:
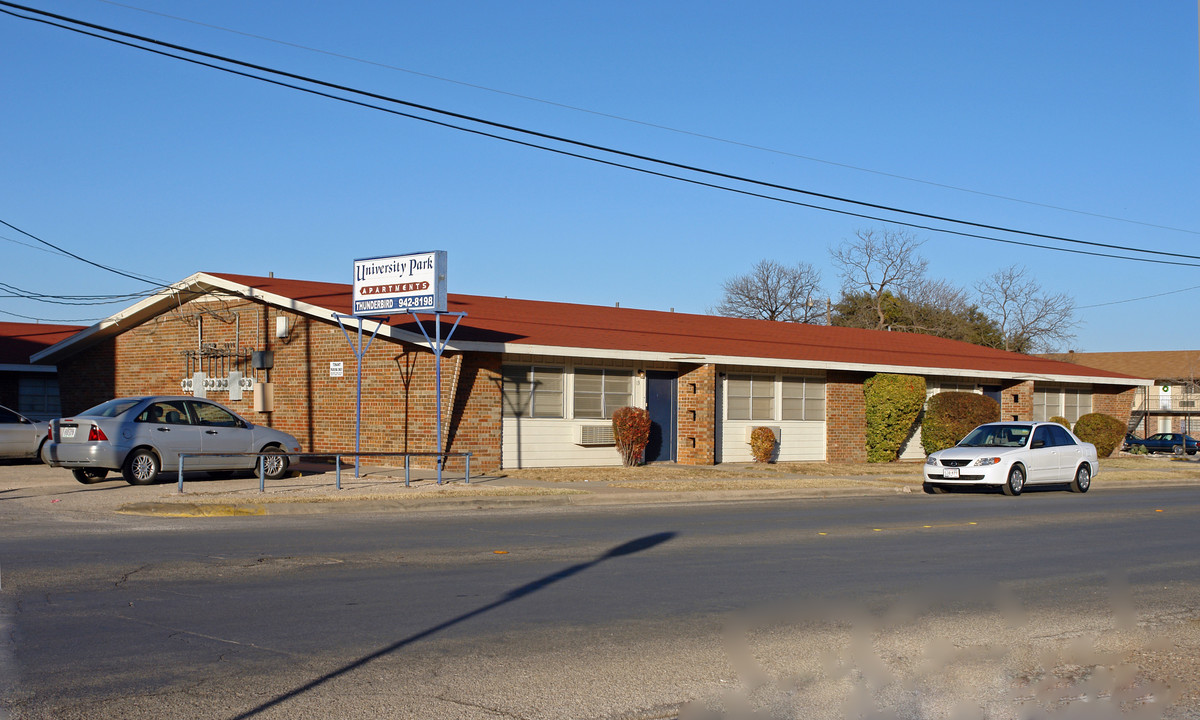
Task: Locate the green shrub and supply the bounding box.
[750,426,776,463]
[1072,413,1125,458]
[1049,416,1070,428]
[612,407,651,466]
[863,373,926,463]
[921,392,1001,454]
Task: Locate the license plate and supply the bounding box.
[942,467,959,479]
[61,426,76,439]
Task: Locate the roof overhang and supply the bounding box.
[31,272,1152,389]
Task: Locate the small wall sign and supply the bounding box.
[330,361,344,378]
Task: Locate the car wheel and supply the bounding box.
[71,467,109,484]
[1069,464,1091,493]
[257,447,289,480]
[122,449,160,485]
[1173,445,1183,456]
[1001,465,1024,496]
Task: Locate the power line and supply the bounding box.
[1078,284,1200,309]
[91,0,1200,237]
[0,216,168,286]
[4,2,1199,270]
[0,281,157,305]
[0,308,104,323]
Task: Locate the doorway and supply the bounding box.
[644,371,677,462]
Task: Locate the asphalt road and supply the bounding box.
[2,485,1199,719]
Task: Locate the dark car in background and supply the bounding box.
[1124,432,1200,455]
[0,404,48,462]
[44,396,301,485]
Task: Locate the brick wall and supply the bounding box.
[54,298,503,472]
[826,370,867,462]
[676,364,716,465]
[1001,380,1033,421]
[1092,385,1137,429]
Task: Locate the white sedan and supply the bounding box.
[924,422,1098,496]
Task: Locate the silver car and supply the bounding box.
[0,404,48,462]
[45,396,302,485]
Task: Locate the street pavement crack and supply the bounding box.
[115,614,299,658]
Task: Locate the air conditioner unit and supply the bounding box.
[577,424,616,446]
[745,426,781,443]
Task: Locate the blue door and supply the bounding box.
[645,372,677,463]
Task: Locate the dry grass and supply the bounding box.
[499,461,922,491]
[165,483,586,504]
[499,454,1200,489]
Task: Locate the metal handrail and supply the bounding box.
[176,450,473,494]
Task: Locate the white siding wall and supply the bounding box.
[719,420,825,463]
[502,418,625,468]
[898,425,925,460]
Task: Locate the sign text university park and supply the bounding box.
[352,252,446,315]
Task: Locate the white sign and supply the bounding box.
[352,251,447,316]
[330,361,344,378]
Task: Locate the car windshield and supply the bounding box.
[79,399,142,418]
[957,425,1030,448]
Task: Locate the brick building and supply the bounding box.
[0,322,85,419]
[33,272,1147,472]
[1041,350,1200,437]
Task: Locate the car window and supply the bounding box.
[0,407,20,423]
[1032,426,1052,447]
[190,401,242,428]
[1048,425,1075,446]
[81,399,141,417]
[137,401,192,425]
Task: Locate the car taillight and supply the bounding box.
[88,425,108,442]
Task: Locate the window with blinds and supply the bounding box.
[501,366,564,418]
[573,368,633,419]
[781,376,825,421]
[727,374,774,421]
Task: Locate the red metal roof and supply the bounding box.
[0,322,86,365]
[208,272,1137,381]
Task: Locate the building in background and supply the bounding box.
[0,322,85,419]
[1040,351,1200,437]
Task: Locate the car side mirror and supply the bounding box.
[1031,440,1045,449]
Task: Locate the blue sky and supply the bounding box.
[3,1,1198,352]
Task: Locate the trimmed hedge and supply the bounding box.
[750,426,776,463]
[612,406,651,466]
[921,392,1001,454]
[1073,413,1125,458]
[1049,416,1070,428]
[863,373,926,463]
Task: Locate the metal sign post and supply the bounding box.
[333,313,388,478]
[407,310,466,484]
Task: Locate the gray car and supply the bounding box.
[45,396,302,485]
[0,404,49,462]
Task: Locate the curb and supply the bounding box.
[116,484,915,517]
[111,475,1200,518]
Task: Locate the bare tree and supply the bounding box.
[976,265,1077,353]
[712,259,824,323]
[829,228,928,330]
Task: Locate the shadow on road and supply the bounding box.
[228,531,678,720]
